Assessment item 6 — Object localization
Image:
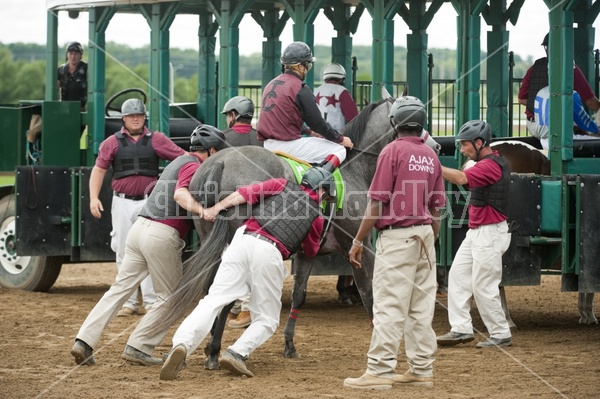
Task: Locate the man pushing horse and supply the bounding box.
[437,120,513,349]
[159,166,335,380]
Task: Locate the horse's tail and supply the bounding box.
[150,160,232,333]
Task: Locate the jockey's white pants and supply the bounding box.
[263,137,347,164]
[77,217,184,354]
[111,195,157,309]
[366,225,437,378]
[171,226,288,358]
[447,221,512,339]
[526,120,600,151]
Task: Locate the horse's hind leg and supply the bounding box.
[499,286,517,329]
[578,293,597,325]
[282,255,313,358]
[336,275,353,305]
[204,301,235,370]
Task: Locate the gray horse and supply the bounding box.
[154,90,441,369]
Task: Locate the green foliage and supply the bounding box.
[0,41,535,104]
[14,60,45,101]
[0,45,21,103]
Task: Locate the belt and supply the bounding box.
[244,231,277,246]
[380,223,428,231]
[114,191,148,201]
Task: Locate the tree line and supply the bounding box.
[0,42,532,105]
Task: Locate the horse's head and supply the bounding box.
[342,97,394,156]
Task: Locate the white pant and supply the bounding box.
[527,120,600,150]
[447,221,512,339]
[172,226,288,357]
[111,195,156,308]
[263,137,346,164]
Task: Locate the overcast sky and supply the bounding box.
[1,0,598,60]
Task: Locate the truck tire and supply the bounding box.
[0,195,63,291]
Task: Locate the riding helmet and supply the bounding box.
[121,99,147,116]
[65,41,83,60]
[66,41,83,54]
[456,120,492,146]
[300,166,336,197]
[281,42,316,65]
[190,124,226,152]
[322,63,346,82]
[221,96,254,120]
[388,96,426,131]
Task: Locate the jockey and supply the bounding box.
[257,41,353,173]
[314,63,359,131]
[532,86,600,150]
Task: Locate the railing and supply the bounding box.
[356,79,529,137]
[239,79,528,137]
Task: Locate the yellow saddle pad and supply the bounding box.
[275,152,344,210]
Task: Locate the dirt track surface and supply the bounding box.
[1,262,599,399]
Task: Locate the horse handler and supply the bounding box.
[70,125,225,367]
[159,167,334,380]
[436,120,513,348]
[344,96,445,390]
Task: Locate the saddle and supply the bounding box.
[274,151,345,210]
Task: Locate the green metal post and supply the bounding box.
[252,9,287,88]
[326,3,362,92]
[400,0,445,110]
[406,33,428,102]
[548,5,574,176]
[45,11,58,102]
[403,0,427,101]
[331,37,353,90]
[466,15,481,121]
[362,0,385,102]
[382,18,394,96]
[214,0,253,129]
[572,2,596,82]
[304,25,315,89]
[455,0,481,131]
[486,30,509,137]
[87,7,114,164]
[216,1,232,130]
[141,3,179,135]
[197,13,218,126]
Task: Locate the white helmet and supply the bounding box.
[323,63,346,82]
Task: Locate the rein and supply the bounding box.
[350,146,381,157]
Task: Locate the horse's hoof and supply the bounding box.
[337,295,353,305]
[579,316,598,325]
[204,358,220,370]
[282,350,300,359]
